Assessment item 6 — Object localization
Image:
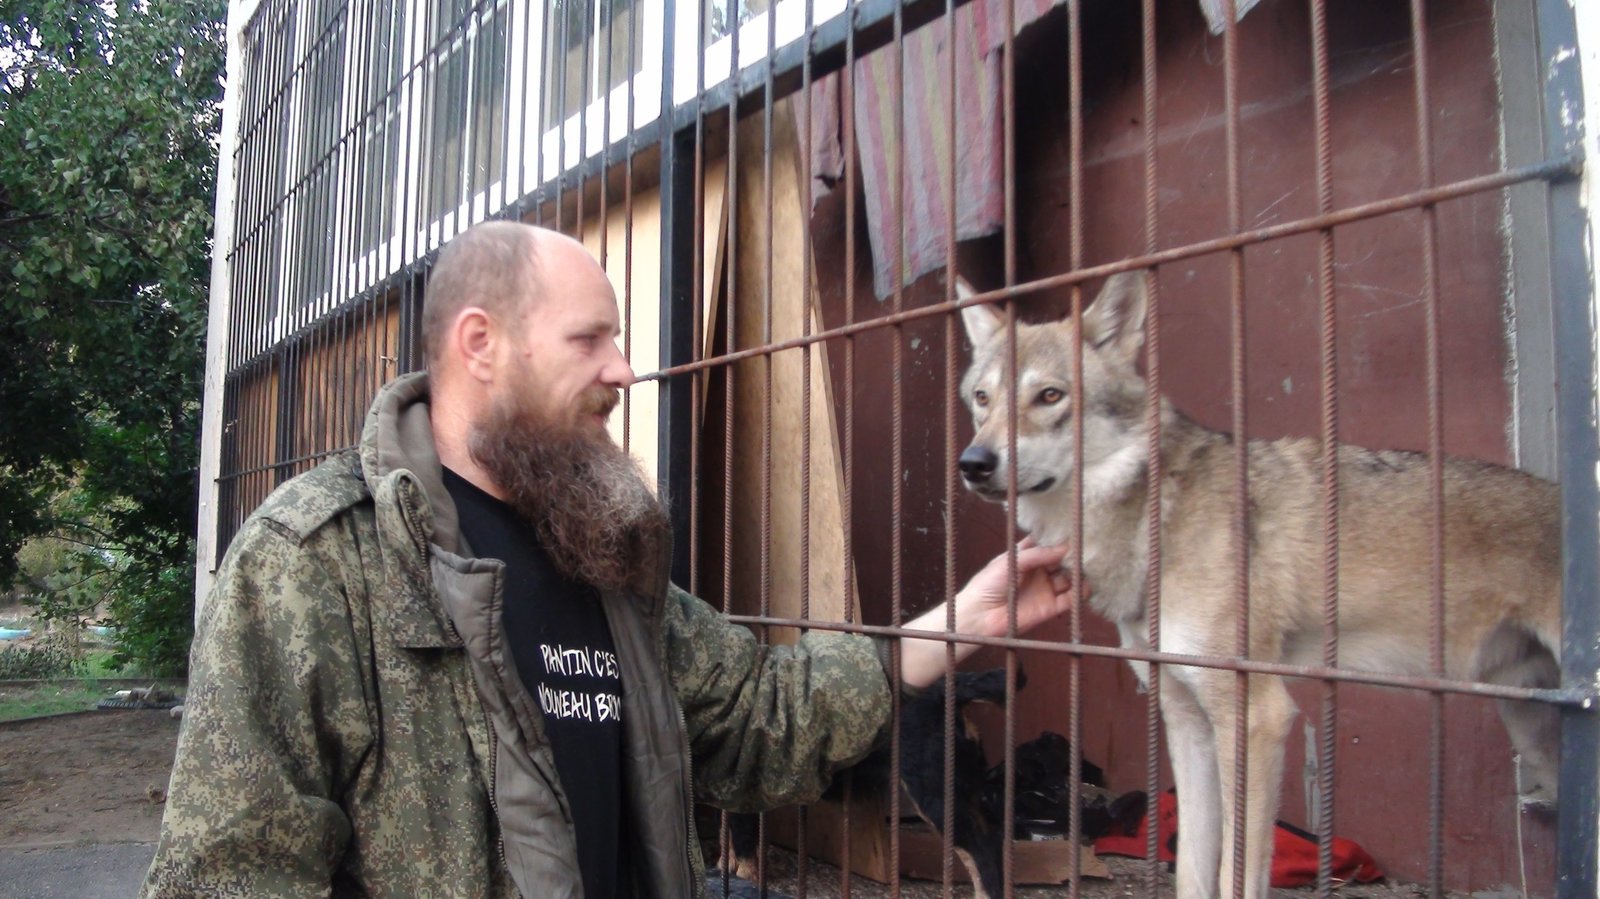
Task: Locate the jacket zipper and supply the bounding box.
[399,476,519,897]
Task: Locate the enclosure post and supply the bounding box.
[194,0,258,614]
[1539,0,1600,894]
[658,0,696,587]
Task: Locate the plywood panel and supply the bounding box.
[291,300,403,471]
[576,161,726,491]
[723,97,856,636]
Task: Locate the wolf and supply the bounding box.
[954,272,1561,899]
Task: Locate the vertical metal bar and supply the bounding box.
[555,0,570,231]
[1220,0,1249,895]
[1308,0,1339,893]
[754,4,779,888]
[1066,0,1086,892]
[797,3,817,890]
[621,0,637,458]
[724,0,742,611]
[575,0,591,240]
[689,0,708,598]
[1000,0,1020,891]
[659,0,697,589]
[1138,1,1162,895]
[760,0,777,643]
[1406,2,1446,894]
[345,1,367,323]
[464,0,480,227]
[398,0,424,284]
[940,0,959,893]
[718,5,743,893]
[512,0,531,212]
[888,1,906,893]
[601,0,617,449]
[839,4,859,893]
[534,0,553,226]
[1536,1,1600,894]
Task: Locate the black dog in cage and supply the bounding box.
[718,667,1141,896]
[718,668,1016,896]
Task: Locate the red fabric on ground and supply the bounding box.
[1092,790,1384,886]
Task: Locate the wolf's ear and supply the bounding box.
[957,277,1005,347]
[1082,272,1149,360]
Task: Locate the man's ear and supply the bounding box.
[957,277,1006,347]
[1081,272,1149,361]
[452,306,497,383]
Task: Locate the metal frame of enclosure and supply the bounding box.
[199,0,1599,895]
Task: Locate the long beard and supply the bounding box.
[469,387,668,594]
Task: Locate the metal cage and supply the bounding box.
[198,0,1598,894]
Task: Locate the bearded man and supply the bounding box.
[142,222,1074,899]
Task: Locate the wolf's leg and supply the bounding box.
[1475,623,1562,810]
[1202,673,1294,899]
[1489,646,1562,810]
[1162,668,1221,899]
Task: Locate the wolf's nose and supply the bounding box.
[959,446,999,483]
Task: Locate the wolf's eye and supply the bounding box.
[973,390,989,408]
[1038,387,1065,405]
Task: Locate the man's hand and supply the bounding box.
[898,539,1079,690]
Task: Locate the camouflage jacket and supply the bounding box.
[142,372,892,898]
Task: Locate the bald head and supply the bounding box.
[423,221,541,366]
[423,222,618,368]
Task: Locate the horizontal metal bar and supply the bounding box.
[723,614,1596,708]
[640,155,1580,382]
[216,444,354,483]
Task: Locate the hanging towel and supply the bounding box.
[801,0,1262,299]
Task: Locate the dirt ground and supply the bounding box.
[0,710,179,848]
[0,711,1480,898]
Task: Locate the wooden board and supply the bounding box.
[767,790,1110,886]
[899,824,1111,885]
[723,96,857,630]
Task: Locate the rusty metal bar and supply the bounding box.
[1308,0,1339,893]
[939,0,959,892]
[721,613,1593,706]
[1218,2,1252,895]
[688,0,708,600]
[1000,0,1021,890]
[839,3,860,893]
[886,1,907,894]
[754,4,780,890]
[1051,2,1088,896]
[532,0,552,228]
[1405,1,1448,893]
[1138,0,1162,894]
[797,0,818,888]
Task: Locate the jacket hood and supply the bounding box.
[358,370,467,557]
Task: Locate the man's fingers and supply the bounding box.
[1011,543,1068,572]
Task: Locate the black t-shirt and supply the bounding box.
[442,467,625,899]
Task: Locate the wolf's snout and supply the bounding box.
[959,445,999,483]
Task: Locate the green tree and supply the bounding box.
[0,0,226,674]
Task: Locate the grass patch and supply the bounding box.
[0,681,108,722]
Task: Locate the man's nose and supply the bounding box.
[601,344,636,388]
